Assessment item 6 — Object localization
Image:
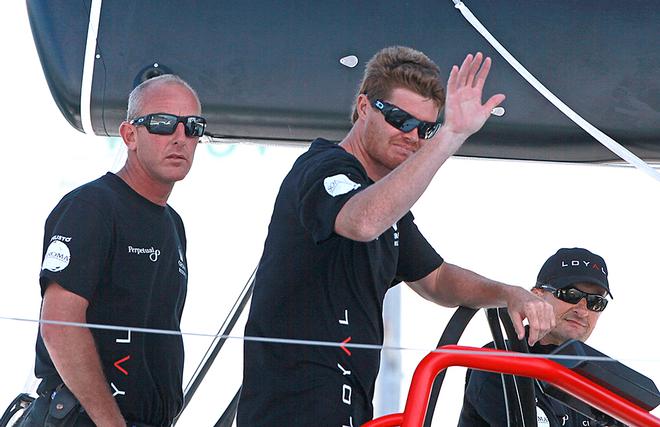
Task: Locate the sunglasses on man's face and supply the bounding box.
[371,99,441,140]
[537,284,608,312]
[130,113,207,138]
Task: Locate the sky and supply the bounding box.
[1,2,659,426]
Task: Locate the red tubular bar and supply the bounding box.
[363,413,404,427]
[363,345,660,427]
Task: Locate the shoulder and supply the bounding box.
[297,139,363,171]
[49,174,119,217]
[465,341,500,390]
[166,205,185,229]
[466,366,502,392]
[285,139,369,193]
[59,173,122,205]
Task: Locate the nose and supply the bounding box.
[402,128,419,144]
[173,122,188,144]
[573,298,589,315]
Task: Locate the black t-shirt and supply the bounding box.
[35,173,188,427]
[458,342,599,427]
[238,139,443,426]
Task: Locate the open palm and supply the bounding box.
[443,52,505,139]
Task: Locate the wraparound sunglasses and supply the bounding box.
[130,113,207,137]
[371,99,441,140]
[536,284,608,312]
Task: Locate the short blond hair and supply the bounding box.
[351,46,445,123]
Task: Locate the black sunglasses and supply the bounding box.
[537,284,608,312]
[130,113,207,137]
[371,99,441,140]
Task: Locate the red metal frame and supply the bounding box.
[363,345,660,427]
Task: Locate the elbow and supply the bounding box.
[40,322,64,348]
[39,283,90,357]
[426,291,462,308]
[336,217,382,242]
[40,320,84,362]
[417,265,464,308]
[351,224,381,242]
[40,322,62,356]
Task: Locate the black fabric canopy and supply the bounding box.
[27,0,660,163]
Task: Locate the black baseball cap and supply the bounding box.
[536,248,612,297]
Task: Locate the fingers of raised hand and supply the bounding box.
[484,93,506,116]
[456,54,474,87]
[451,53,495,97]
[473,55,492,89]
[447,65,460,92]
[465,52,485,87]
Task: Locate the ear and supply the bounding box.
[119,121,138,151]
[531,287,543,297]
[355,94,371,121]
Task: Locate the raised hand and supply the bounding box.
[442,52,505,139]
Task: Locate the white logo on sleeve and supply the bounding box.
[42,240,71,272]
[323,174,361,197]
[177,246,187,278]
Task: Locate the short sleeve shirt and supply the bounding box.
[35,173,188,426]
[238,139,444,426]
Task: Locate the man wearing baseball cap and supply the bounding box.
[458,247,612,427]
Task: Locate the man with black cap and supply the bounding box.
[458,247,612,427]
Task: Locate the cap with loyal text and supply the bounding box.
[536,247,611,297]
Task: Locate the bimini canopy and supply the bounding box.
[26,0,660,163]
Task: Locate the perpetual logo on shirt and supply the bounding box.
[127,245,161,262]
[323,174,361,197]
[41,235,72,272]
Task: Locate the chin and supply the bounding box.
[564,331,589,343]
[386,154,408,169]
[166,167,192,181]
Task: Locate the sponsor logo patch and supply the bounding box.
[323,174,361,197]
[536,406,550,427]
[42,240,71,272]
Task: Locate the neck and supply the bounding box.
[116,165,173,206]
[339,127,389,181]
[537,336,559,347]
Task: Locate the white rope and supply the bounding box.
[80,0,103,135]
[452,0,660,183]
[2,314,657,364]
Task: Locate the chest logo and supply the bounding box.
[127,245,161,262]
[536,406,550,427]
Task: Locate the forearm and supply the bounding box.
[410,262,555,345]
[41,283,125,427]
[336,129,465,240]
[410,262,516,308]
[41,323,125,427]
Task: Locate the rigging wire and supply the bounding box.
[182,267,255,394]
[451,0,660,183]
[174,266,257,424]
[1,314,658,364]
